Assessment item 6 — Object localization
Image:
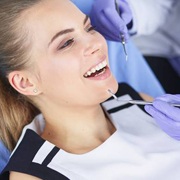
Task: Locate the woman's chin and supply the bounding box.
[107,75,119,94]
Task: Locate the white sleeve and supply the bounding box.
[128,0,174,36]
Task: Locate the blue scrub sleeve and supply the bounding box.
[0,141,10,173]
[71,0,94,15]
[108,40,165,97]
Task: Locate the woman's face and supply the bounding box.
[26,0,118,107]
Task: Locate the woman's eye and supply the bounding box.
[58,38,74,50]
[86,26,96,32]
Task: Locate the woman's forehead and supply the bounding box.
[26,0,83,23]
[23,0,85,38]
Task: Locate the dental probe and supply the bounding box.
[107,90,180,107]
[115,0,128,61]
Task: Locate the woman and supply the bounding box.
[0,0,180,179]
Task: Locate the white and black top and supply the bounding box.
[1,83,180,180]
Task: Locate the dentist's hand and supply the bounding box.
[145,94,180,141]
[90,0,132,42]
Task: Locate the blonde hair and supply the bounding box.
[0,0,41,151]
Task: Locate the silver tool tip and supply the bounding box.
[107,89,118,100]
[125,55,128,61]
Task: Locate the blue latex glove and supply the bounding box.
[90,0,132,42]
[145,94,180,140]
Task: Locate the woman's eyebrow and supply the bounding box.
[48,15,89,47]
[48,28,74,47]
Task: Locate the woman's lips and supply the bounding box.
[84,66,111,80]
[83,60,107,78]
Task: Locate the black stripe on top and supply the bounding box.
[105,83,147,113]
[42,146,59,166]
[1,129,69,180]
[107,103,133,114]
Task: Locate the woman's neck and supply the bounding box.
[41,105,116,154]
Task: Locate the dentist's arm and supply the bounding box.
[72,0,174,40]
[89,0,175,40]
[128,0,175,36]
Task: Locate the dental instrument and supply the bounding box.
[115,0,128,61]
[107,89,180,107]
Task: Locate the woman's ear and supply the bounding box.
[8,71,41,96]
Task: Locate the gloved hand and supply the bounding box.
[145,94,180,141]
[90,0,132,42]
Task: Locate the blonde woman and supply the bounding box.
[0,0,180,179]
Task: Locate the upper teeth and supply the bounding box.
[84,60,107,77]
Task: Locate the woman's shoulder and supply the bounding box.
[10,171,41,180]
[0,130,44,179]
[1,129,69,179]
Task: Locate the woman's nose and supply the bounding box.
[83,37,102,56]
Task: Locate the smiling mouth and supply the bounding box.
[83,60,107,78]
